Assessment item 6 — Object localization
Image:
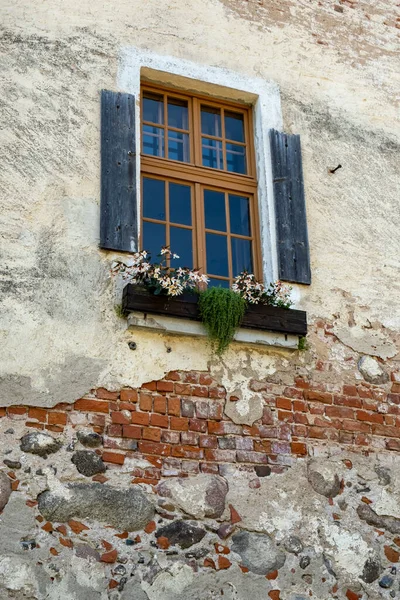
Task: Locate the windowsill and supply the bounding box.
[122,284,307,350]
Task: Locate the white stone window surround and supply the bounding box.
[118,48,283,285]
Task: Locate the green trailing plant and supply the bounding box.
[298,335,308,351]
[198,287,246,356]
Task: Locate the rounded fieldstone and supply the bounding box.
[231,531,286,575]
[379,575,394,589]
[76,431,103,448]
[71,450,106,477]
[155,520,206,549]
[20,432,61,457]
[307,460,340,498]
[358,356,388,384]
[0,472,12,511]
[3,459,21,470]
[362,558,382,583]
[299,555,311,569]
[284,535,303,555]
[38,482,154,531]
[375,466,391,486]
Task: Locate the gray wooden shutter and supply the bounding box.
[269,129,311,285]
[100,90,137,252]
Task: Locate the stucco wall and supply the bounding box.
[1,0,400,598]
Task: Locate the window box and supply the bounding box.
[122,284,307,337]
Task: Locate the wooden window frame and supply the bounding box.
[140,83,262,284]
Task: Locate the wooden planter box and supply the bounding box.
[122,284,307,337]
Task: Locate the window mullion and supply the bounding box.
[195,183,205,274]
[225,191,233,282]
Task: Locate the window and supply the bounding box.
[140,85,261,287]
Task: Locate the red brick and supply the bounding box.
[102,451,125,465]
[308,427,325,439]
[192,385,208,398]
[278,410,293,422]
[0,408,6,417]
[175,383,192,395]
[74,399,109,413]
[150,414,169,428]
[141,381,157,391]
[183,372,199,383]
[354,433,371,446]
[138,441,170,456]
[181,431,198,445]
[218,556,231,570]
[200,374,213,386]
[167,397,181,416]
[342,419,370,433]
[346,590,362,600]
[392,383,400,394]
[204,448,236,462]
[304,390,333,404]
[293,413,308,425]
[170,417,189,431]
[189,418,207,433]
[295,377,310,389]
[131,412,150,426]
[122,425,142,439]
[96,388,119,400]
[334,395,362,409]
[208,386,226,399]
[46,425,64,433]
[208,401,224,420]
[358,387,373,399]
[111,411,131,425]
[325,406,354,419]
[161,430,180,444]
[293,400,307,412]
[292,424,307,437]
[181,398,195,418]
[291,442,307,455]
[120,389,138,402]
[199,435,218,448]
[243,424,260,436]
[372,424,400,438]
[276,397,292,410]
[262,407,274,425]
[283,387,304,399]
[387,439,400,451]
[343,385,358,397]
[309,404,324,415]
[254,440,272,453]
[91,414,106,426]
[157,381,174,393]
[196,401,209,419]
[200,462,219,474]
[171,445,204,459]
[388,394,400,404]
[119,402,137,411]
[7,406,27,415]
[47,412,66,425]
[208,421,242,435]
[100,549,118,563]
[339,431,354,444]
[165,371,181,381]
[356,410,384,424]
[153,396,167,414]
[144,520,156,534]
[60,537,73,548]
[236,451,268,464]
[139,393,152,412]
[25,422,44,429]
[142,427,161,442]
[68,520,90,534]
[107,424,122,437]
[28,408,47,422]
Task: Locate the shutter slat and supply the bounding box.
[100,90,137,252]
[270,129,311,285]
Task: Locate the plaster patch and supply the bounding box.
[333,325,397,360]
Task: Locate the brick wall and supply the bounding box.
[3,368,400,486]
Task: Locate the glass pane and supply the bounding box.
[202,138,223,169]
[143,93,164,124]
[168,131,189,163]
[229,194,251,236]
[231,238,253,276]
[206,233,229,277]
[208,278,230,288]
[143,178,166,221]
[201,106,221,137]
[204,190,226,232]
[170,227,193,269]
[169,183,191,226]
[226,143,246,174]
[142,221,166,263]
[225,111,245,142]
[142,125,164,158]
[168,98,188,130]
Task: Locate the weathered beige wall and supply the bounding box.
[0,0,399,406]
